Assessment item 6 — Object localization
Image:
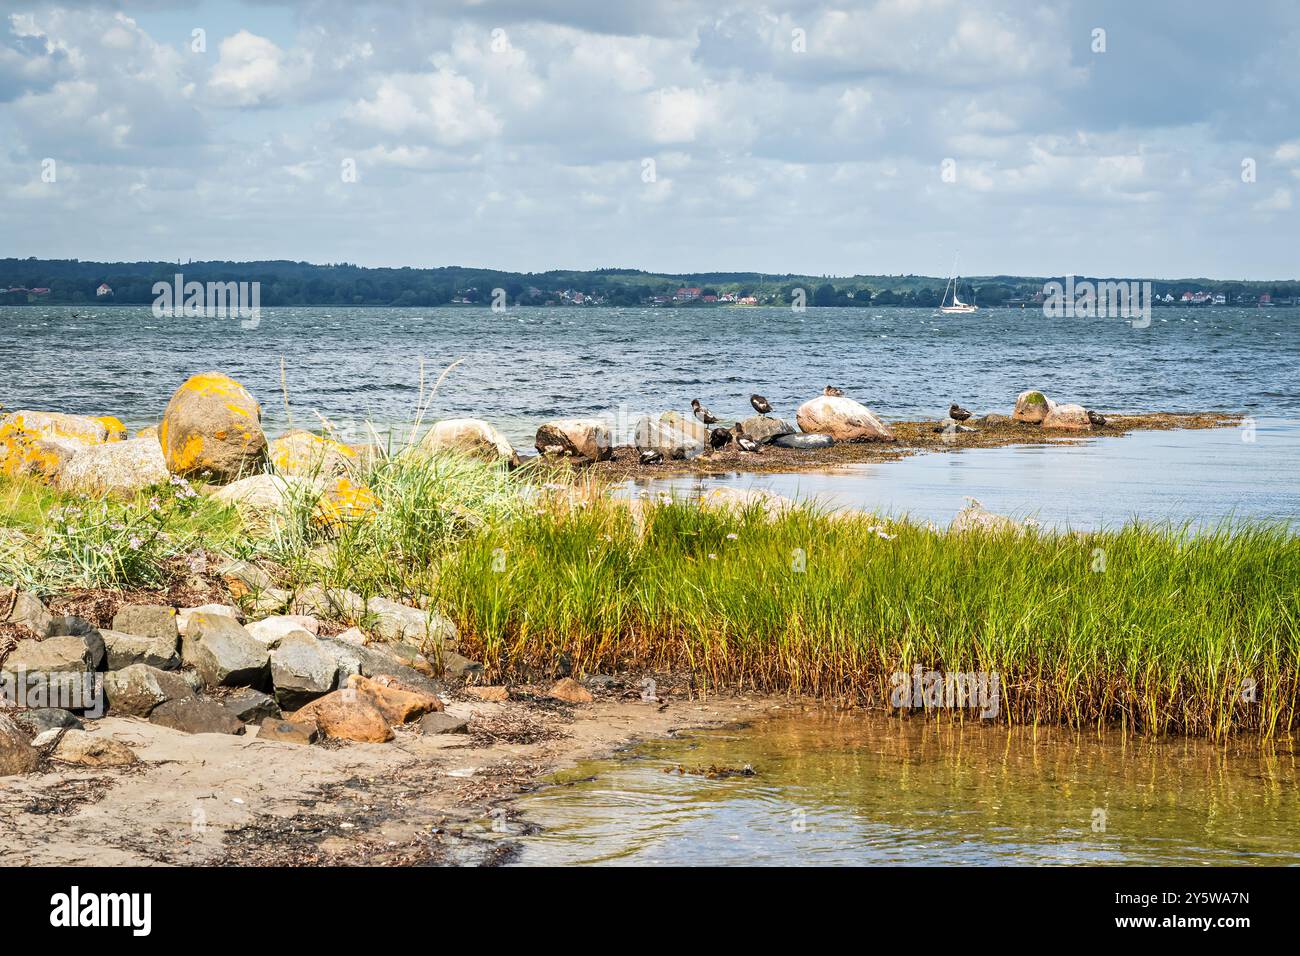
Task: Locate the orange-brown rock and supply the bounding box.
[547,677,594,704]
[348,673,442,722]
[289,692,394,743]
[465,685,510,702]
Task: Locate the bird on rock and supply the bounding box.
[639,449,663,465]
[750,394,773,415]
[709,427,732,449]
[1087,409,1107,428]
[949,403,972,422]
[823,386,845,397]
[691,399,719,425]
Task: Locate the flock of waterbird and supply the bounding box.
[639,388,1107,464]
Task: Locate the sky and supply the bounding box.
[1,0,1298,278]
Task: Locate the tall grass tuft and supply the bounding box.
[431,494,1299,739]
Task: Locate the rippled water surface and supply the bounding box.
[4,305,1297,448]
[510,711,1300,866]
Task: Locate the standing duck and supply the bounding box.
[750,394,773,415]
[691,399,719,425]
[949,403,972,422]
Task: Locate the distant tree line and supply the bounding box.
[1,258,1296,308]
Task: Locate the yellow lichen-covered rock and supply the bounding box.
[159,372,267,483]
[96,416,129,441]
[269,429,356,477]
[56,435,170,499]
[420,418,519,467]
[136,425,159,440]
[0,410,110,480]
[312,476,380,528]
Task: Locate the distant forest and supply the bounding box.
[2,258,1298,308]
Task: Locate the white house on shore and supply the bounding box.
[96,282,113,296]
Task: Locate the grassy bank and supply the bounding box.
[2,451,1297,739]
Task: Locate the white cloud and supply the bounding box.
[346,69,501,145]
[207,30,312,107]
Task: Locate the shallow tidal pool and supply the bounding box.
[507,710,1300,866]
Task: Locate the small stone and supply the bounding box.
[245,614,319,647]
[103,664,196,716]
[13,708,83,736]
[333,626,366,646]
[417,712,469,735]
[465,685,510,702]
[548,677,594,704]
[149,698,245,735]
[0,586,57,638]
[221,688,280,723]
[0,713,38,776]
[257,717,318,745]
[440,649,484,680]
[100,629,180,670]
[181,613,268,688]
[51,729,137,767]
[110,604,178,642]
[176,603,243,635]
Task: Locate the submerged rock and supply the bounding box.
[420,418,520,467]
[795,395,895,442]
[1012,390,1056,424]
[534,418,613,462]
[160,371,267,483]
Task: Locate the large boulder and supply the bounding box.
[103,663,195,716]
[288,688,394,743]
[2,634,105,674]
[0,410,114,481]
[159,372,267,483]
[1041,403,1092,431]
[180,613,268,688]
[210,474,313,517]
[659,411,710,444]
[269,429,356,478]
[737,414,796,444]
[366,597,458,652]
[111,604,177,642]
[0,713,37,777]
[270,632,339,709]
[100,629,181,671]
[420,419,520,467]
[795,396,894,442]
[56,435,169,499]
[149,698,245,735]
[534,418,612,462]
[1012,390,1056,424]
[346,674,442,723]
[633,416,704,460]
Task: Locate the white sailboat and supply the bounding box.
[939,254,978,314]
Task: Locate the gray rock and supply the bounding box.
[110,604,178,642]
[100,629,180,670]
[291,585,365,620]
[103,664,196,717]
[0,587,56,638]
[216,558,278,594]
[317,637,442,696]
[633,416,705,460]
[367,597,458,651]
[177,604,243,635]
[0,713,38,775]
[181,613,269,688]
[417,712,469,735]
[933,417,976,434]
[221,688,280,723]
[737,415,796,444]
[270,632,339,709]
[772,433,836,450]
[14,708,83,736]
[440,649,484,680]
[149,698,245,735]
[249,587,291,616]
[1,633,104,674]
[257,717,318,745]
